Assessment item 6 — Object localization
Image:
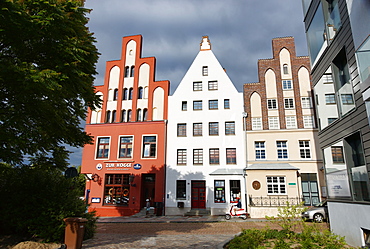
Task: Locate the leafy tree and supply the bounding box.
[0,0,100,166]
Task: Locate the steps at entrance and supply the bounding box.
[184,209,211,216]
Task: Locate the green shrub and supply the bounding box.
[0,164,97,242]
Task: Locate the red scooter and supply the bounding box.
[225,202,249,220]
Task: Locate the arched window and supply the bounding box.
[123,88,128,100]
[130,66,135,77]
[127,110,132,122]
[121,110,126,122]
[129,88,133,100]
[283,64,289,74]
[137,109,142,121]
[138,87,143,99]
[111,110,116,122]
[143,108,148,121]
[113,89,118,101]
[124,66,129,77]
[105,111,111,123]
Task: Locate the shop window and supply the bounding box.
[193,123,202,136]
[182,101,187,111]
[177,123,187,137]
[224,99,230,109]
[267,99,277,109]
[104,174,130,206]
[209,100,218,110]
[255,141,266,160]
[252,117,262,130]
[96,137,110,159]
[225,121,235,135]
[268,117,280,129]
[209,122,219,135]
[277,141,288,159]
[226,148,236,164]
[193,100,202,110]
[299,140,311,159]
[193,81,202,91]
[193,149,203,165]
[208,80,218,90]
[119,136,133,158]
[267,176,286,195]
[176,180,186,199]
[142,136,156,158]
[230,180,241,203]
[202,66,208,76]
[177,149,187,165]
[214,180,225,203]
[209,148,220,164]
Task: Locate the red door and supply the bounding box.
[191,181,206,209]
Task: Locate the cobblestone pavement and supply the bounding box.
[82,216,280,249]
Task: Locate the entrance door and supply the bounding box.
[191,181,206,209]
[301,173,319,206]
[141,174,155,208]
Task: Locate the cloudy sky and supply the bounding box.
[69,0,309,166]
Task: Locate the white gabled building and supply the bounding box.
[165,36,246,215]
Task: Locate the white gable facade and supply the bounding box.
[165,37,246,215]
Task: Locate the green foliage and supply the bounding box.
[0,164,97,242]
[0,0,100,166]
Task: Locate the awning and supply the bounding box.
[209,168,245,175]
[245,163,299,171]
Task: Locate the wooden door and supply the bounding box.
[191,181,206,209]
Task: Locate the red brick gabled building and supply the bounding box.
[81,35,169,217]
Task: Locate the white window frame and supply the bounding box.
[303,116,314,128]
[284,98,295,109]
[277,141,288,159]
[282,80,293,90]
[299,140,311,159]
[255,141,266,160]
[285,116,297,129]
[118,135,134,159]
[301,97,312,108]
[267,99,278,109]
[252,117,262,130]
[141,134,157,159]
[267,176,287,195]
[268,117,280,129]
[96,136,111,160]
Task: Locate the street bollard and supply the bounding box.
[63,217,87,249]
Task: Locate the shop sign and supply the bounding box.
[91,197,101,203]
[96,162,133,171]
[133,163,142,170]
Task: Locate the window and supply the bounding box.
[208,81,218,90]
[97,137,110,159]
[225,121,235,135]
[209,100,218,110]
[193,81,202,91]
[224,99,230,109]
[193,149,203,165]
[202,66,208,76]
[209,122,219,135]
[193,100,202,110]
[325,94,336,104]
[252,117,262,130]
[124,66,129,77]
[226,148,236,164]
[341,94,354,105]
[181,101,187,111]
[111,110,116,123]
[138,87,143,99]
[303,116,314,128]
[268,117,280,129]
[282,80,293,90]
[286,116,297,129]
[267,99,277,109]
[127,110,132,122]
[283,64,289,74]
[214,180,225,203]
[142,136,156,158]
[322,0,341,41]
[322,74,333,83]
[119,136,133,158]
[209,148,220,164]
[104,174,130,206]
[299,140,311,159]
[277,141,288,159]
[105,110,111,123]
[267,176,286,194]
[177,123,187,137]
[255,141,266,160]
[306,3,326,65]
[143,109,148,121]
[284,98,294,109]
[193,123,202,136]
[230,180,241,203]
[123,88,128,100]
[130,66,135,77]
[113,89,118,101]
[121,110,126,122]
[128,88,133,100]
[331,146,344,163]
[176,180,186,199]
[301,97,312,108]
[177,149,187,165]
[136,109,141,121]
[328,118,337,124]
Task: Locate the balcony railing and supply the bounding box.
[249,195,303,207]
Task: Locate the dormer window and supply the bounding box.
[202,66,208,76]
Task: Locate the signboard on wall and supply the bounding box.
[326,169,351,198]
